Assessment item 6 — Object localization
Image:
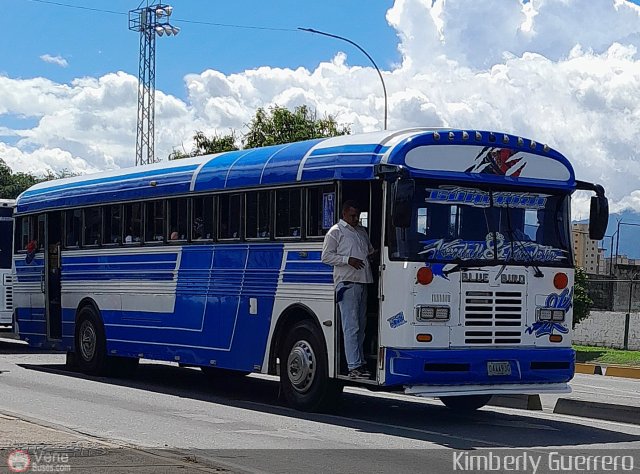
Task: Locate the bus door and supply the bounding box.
[335,180,383,379]
[44,212,62,340]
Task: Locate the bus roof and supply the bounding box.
[15,128,575,214]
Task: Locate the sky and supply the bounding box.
[3,0,640,221]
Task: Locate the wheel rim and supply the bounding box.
[79,320,96,362]
[287,340,316,393]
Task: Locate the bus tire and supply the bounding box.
[440,395,492,411]
[75,305,108,375]
[280,320,342,412]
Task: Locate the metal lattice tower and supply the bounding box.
[129,4,179,166]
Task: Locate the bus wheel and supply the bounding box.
[440,395,492,411]
[75,306,108,375]
[280,320,342,412]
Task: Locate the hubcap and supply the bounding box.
[287,340,316,393]
[79,320,96,361]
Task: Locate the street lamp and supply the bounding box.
[298,27,388,131]
[129,3,180,166]
[614,220,640,272]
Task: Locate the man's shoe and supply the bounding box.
[358,366,371,377]
[348,368,369,380]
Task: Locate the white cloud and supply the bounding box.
[39,54,68,68]
[2,0,640,217]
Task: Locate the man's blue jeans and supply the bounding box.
[337,282,367,371]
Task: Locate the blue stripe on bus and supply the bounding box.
[303,153,383,168]
[65,261,177,270]
[283,261,331,272]
[63,272,175,281]
[282,273,333,284]
[285,251,322,261]
[63,253,178,264]
[309,144,390,156]
[300,165,376,182]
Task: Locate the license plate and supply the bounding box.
[487,361,512,376]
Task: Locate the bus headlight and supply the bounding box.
[551,309,566,321]
[416,306,450,321]
[537,308,553,321]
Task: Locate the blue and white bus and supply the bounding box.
[12,128,608,411]
[0,199,15,329]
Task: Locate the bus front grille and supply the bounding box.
[463,290,523,344]
[4,275,12,311]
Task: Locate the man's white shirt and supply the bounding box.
[322,219,374,286]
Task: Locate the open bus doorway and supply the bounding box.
[334,180,383,381]
[45,212,62,340]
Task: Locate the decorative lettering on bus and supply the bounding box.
[423,186,548,210]
[419,233,566,263]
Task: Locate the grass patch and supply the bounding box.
[574,345,640,366]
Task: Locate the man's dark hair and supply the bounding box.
[342,200,360,212]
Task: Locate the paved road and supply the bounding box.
[1,338,639,473]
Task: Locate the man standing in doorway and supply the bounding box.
[322,200,374,380]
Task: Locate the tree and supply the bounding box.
[573,267,592,328]
[0,159,38,199]
[170,105,350,159]
[0,159,80,199]
[169,131,239,160]
[244,105,350,149]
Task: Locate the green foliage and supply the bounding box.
[243,105,350,149]
[574,345,640,366]
[170,105,350,159]
[573,267,593,328]
[169,131,239,160]
[0,159,80,199]
[0,159,38,199]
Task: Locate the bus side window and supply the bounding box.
[245,191,271,239]
[18,217,30,251]
[307,186,335,237]
[83,207,102,246]
[191,196,214,240]
[123,203,142,244]
[275,188,301,238]
[167,198,188,241]
[218,193,242,240]
[64,210,81,248]
[145,200,166,243]
[103,204,122,245]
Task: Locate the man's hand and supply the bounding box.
[348,257,365,269]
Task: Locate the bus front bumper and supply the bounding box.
[384,347,575,390]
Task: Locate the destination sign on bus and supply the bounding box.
[424,187,547,209]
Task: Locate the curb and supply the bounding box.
[575,362,640,379]
[553,398,640,425]
[489,394,542,410]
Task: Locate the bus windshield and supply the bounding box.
[389,182,572,266]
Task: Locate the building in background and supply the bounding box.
[572,223,601,274]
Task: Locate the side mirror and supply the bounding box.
[392,179,415,228]
[589,195,608,240]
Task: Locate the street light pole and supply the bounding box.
[129,2,180,166]
[298,27,388,131]
[614,220,640,274]
[615,218,622,271]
